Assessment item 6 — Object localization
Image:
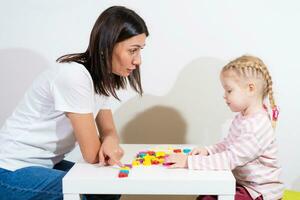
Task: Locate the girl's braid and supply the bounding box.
[223,55,279,128]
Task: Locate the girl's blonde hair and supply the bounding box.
[222,55,279,128]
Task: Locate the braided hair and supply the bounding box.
[222,55,279,128]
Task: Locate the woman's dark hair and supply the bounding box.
[56,6,149,100]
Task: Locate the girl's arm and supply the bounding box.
[188,133,261,170]
[205,136,231,155]
[188,118,274,170]
[167,114,275,170]
[66,112,101,164]
[191,135,232,156]
[166,132,263,169]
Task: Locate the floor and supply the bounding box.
[121,195,197,200]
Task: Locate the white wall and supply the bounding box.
[1,0,299,194]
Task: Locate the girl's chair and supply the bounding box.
[283,190,300,200]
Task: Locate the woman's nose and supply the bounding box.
[133,54,141,66]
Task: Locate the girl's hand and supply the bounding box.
[164,154,188,169]
[189,147,209,156]
[99,135,124,167]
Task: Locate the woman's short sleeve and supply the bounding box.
[51,66,94,113]
[95,95,112,111]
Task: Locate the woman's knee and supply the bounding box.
[0,166,66,200]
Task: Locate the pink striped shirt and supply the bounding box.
[188,111,284,200]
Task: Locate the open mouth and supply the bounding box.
[127,69,133,74]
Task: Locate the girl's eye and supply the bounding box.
[227,90,232,94]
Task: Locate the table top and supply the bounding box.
[63,144,235,195]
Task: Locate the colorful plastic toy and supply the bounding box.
[183,148,191,154]
[117,147,192,178]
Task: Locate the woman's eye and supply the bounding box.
[227,90,232,93]
[129,49,137,54]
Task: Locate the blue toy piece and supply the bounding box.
[183,148,191,154]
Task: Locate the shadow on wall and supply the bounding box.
[0,48,48,125]
[114,57,232,146]
[121,105,187,144]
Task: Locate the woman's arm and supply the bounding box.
[96,109,119,140]
[96,109,123,166]
[66,112,101,164]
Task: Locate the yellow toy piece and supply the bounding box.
[143,159,152,166]
[143,155,154,160]
[120,166,130,170]
[132,160,140,166]
[156,151,166,157]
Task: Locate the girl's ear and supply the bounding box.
[248,83,255,92]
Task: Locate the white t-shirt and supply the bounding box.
[0,62,111,171]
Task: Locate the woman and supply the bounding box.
[0,6,148,200]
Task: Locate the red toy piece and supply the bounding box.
[147,151,155,156]
[163,162,174,166]
[173,149,181,153]
[151,160,160,165]
[118,172,128,178]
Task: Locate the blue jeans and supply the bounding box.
[0,160,121,200]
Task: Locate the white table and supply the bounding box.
[63,144,235,200]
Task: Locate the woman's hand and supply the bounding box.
[189,147,209,156]
[99,135,124,167]
[164,154,188,169]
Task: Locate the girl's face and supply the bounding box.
[111,33,146,77]
[220,71,250,113]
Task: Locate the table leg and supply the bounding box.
[218,195,234,200]
[63,194,81,200]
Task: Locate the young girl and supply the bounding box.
[165,55,284,200]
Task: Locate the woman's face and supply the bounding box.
[112,33,146,77]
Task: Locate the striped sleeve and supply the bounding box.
[205,136,231,155]
[188,114,274,170]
